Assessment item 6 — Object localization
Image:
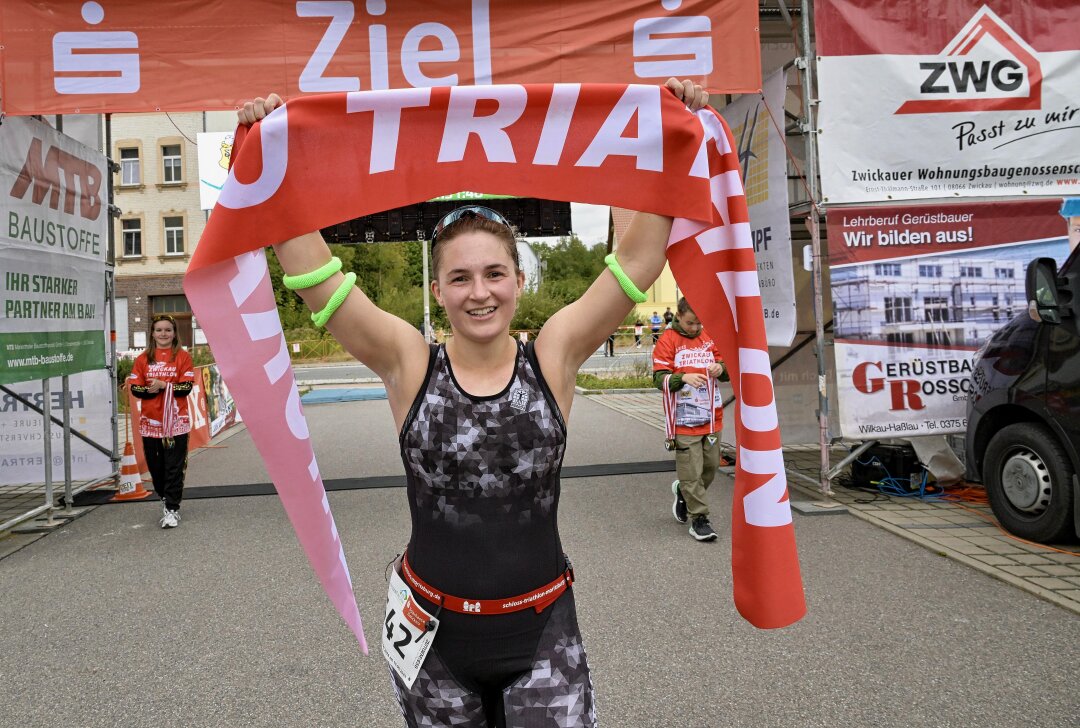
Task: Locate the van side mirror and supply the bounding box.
[1026,258,1062,324]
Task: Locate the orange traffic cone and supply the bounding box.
[112,439,152,501]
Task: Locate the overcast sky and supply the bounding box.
[570,202,609,245]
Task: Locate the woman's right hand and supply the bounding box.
[237,94,284,126]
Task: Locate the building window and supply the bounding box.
[924,296,950,322]
[918,264,943,278]
[960,266,983,278]
[886,333,914,345]
[874,263,901,276]
[164,216,185,255]
[119,148,140,186]
[995,267,1015,279]
[122,219,142,257]
[152,295,191,316]
[162,144,183,183]
[884,297,913,324]
[925,331,953,346]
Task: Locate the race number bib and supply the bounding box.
[382,567,439,688]
[675,384,713,427]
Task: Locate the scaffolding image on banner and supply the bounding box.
[828,199,1072,438]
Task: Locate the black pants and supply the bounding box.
[604,335,615,356]
[143,433,189,511]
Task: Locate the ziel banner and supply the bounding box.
[815,0,1080,203]
[720,69,795,346]
[1,116,107,385]
[828,199,1072,438]
[0,0,760,115]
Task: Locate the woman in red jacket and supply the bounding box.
[128,314,196,528]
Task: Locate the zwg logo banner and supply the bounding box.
[814,0,1080,203]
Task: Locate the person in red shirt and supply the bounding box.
[128,315,196,528]
[652,298,733,541]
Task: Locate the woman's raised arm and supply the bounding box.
[237,95,429,413]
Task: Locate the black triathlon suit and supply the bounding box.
[392,340,596,728]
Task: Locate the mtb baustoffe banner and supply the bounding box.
[0,116,107,385]
[719,69,795,346]
[0,369,113,485]
[828,199,1072,439]
[815,0,1080,203]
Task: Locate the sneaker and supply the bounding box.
[160,509,180,529]
[671,480,688,524]
[689,515,717,542]
[719,454,736,467]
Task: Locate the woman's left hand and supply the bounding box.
[664,78,710,112]
[706,363,725,379]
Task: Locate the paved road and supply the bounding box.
[2,396,1077,728]
[294,350,653,384]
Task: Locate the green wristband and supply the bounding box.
[283,256,342,290]
[311,272,356,327]
[604,253,648,304]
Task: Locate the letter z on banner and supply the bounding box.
[184,85,805,650]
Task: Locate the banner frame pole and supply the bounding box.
[799,0,833,496]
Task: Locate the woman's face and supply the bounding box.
[432,231,524,344]
[152,320,176,348]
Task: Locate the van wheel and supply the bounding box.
[984,423,1076,543]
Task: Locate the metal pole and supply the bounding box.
[106,112,120,478]
[799,0,832,495]
[422,237,432,342]
[41,378,57,526]
[61,375,72,510]
[58,375,87,519]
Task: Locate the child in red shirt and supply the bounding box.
[652,298,732,541]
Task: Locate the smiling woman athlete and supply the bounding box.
[238,78,708,728]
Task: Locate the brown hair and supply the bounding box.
[144,315,181,364]
[431,215,520,277]
[676,297,694,317]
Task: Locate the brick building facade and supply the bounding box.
[110,110,233,350]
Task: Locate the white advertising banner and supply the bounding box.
[828,199,1071,438]
[197,131,235,211]
[719,68,796,345]
[0,369,113,485]
[815,0,1080,203]
[1,116,108,384]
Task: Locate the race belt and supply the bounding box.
[400,552,574,615]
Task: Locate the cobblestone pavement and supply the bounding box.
[586,390,1080,616]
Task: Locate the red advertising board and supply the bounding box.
[0,0,761,115]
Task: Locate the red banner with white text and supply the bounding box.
[185,84,806,650]
[0,0,760,115]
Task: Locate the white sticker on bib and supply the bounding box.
[382,567,439,688]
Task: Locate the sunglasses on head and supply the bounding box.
[152,314,176,324]
[431,206,513,245]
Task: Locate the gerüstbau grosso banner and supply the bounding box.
[719,68,795,346]
[828,199,1072,438]
[815,0,1080,203]
[0,0,761,115]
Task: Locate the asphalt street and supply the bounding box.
[292,350,653,384]
[1,396,1077,728]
